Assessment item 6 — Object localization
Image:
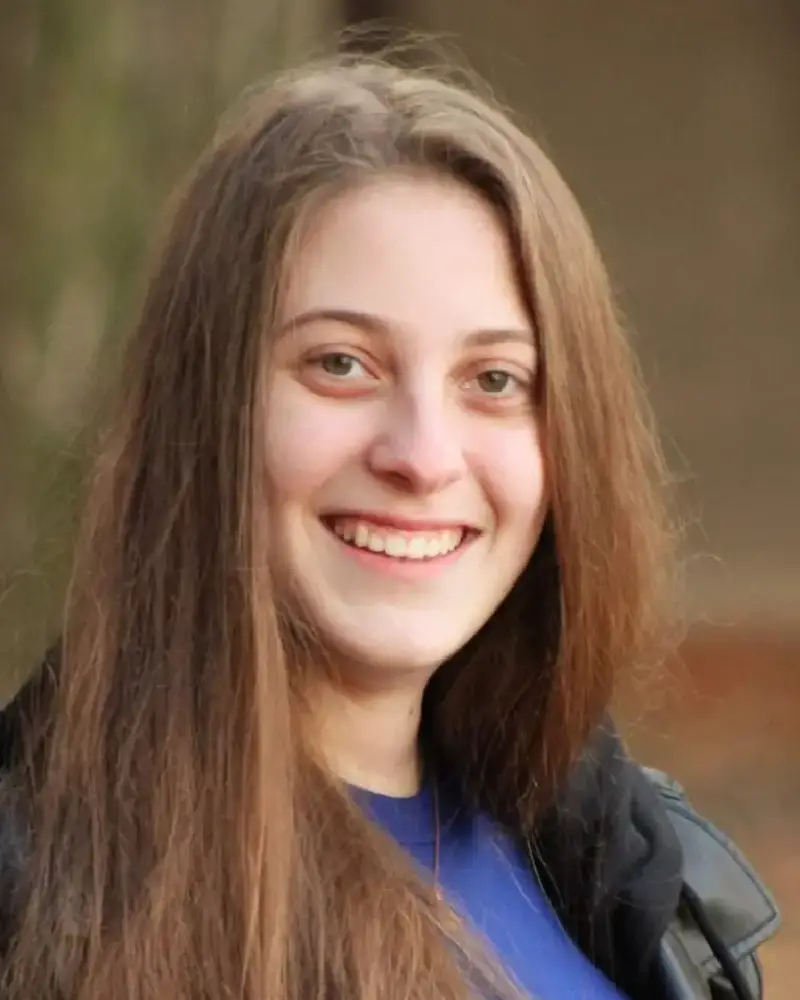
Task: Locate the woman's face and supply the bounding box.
[265,174,547,678]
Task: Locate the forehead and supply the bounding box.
[280,173,532,336]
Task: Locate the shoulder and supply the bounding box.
[0,770,31,955]
[0,656,57,951]
[646,769,779,1000]
[535,721,780,1000]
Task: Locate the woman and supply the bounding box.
[0,49,778,1000]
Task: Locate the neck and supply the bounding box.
[310,673,426,796]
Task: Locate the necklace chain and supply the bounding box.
[432,777,442,900]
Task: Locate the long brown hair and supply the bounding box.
[3,46,675,1000]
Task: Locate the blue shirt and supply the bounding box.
[356,782,627,1000]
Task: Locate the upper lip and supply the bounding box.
[322,510,480,532]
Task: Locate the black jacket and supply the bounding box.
[0,656,780,1000]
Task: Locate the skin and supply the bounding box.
[265,173,547,793]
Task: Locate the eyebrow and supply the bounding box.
[277,308,535,349]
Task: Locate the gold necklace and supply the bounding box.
[432,777,442,900]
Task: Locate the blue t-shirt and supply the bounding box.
[356,782,626,1000]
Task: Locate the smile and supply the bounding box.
[323,515,473,562]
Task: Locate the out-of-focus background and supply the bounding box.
[1,0,797,991]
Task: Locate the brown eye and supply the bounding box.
[319,353,364,378]
[475,370,516,394]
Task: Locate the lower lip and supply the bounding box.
[326,528,474,579]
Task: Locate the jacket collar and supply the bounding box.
[532,720,684,996]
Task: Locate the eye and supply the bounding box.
[315,352,369,379]
[473,369,525,396]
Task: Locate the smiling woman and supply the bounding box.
[0,42,777,1000]
[266,175,546,692]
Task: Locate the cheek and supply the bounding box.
[474,423,548,533]
[264,379,369,500]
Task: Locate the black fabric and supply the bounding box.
[0,655,712,999]
[0,644,59,771]
[532,720,684,998]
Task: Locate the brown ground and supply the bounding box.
[620,628,799,998]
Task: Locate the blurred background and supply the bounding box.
[1,0,797,991]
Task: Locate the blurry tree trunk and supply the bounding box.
[0,0,334,698]
[342,0,405,23]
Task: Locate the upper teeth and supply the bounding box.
[330,519,465,559]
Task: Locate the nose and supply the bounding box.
[366,387,467,495]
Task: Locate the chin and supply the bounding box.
[323,626,469,678]
[289,583,493,679]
